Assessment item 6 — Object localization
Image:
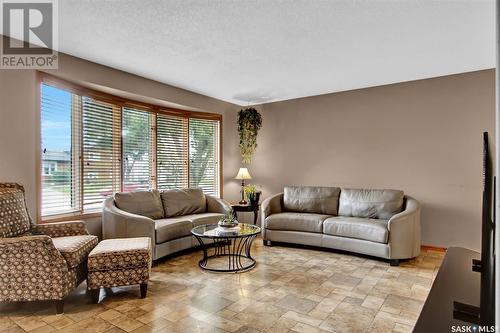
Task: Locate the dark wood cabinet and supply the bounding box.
[231,203,260,225]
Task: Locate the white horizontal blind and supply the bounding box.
[82,97,121,211]
[189,118,219,196]
[122,107,153,192]
[157,114,189,190]
[40,83,79,216]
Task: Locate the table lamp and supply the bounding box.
[235,167,252,204]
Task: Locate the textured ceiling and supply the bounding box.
[41,1,500,105]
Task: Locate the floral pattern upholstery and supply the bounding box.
[0,236,67,301]
[87,237,151,290]
[36,221,89,238]
[0,183,96,309]
[0,184,32,238]
[88,267,150,289]
[52,235,99,268]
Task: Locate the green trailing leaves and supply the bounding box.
[237,108,262,164]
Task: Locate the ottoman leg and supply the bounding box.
[90,288,100,304]
[140,283,148,298]
[55,300,64,314]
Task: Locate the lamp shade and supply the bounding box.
[235,167,252,180]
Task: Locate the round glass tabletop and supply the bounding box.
[191,223,261,239]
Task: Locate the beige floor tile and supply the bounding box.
[50,316,76,330]
[39,314,64,325]
[98,309,122,321]
[216,308,238,320]
[291,322,331,333]
[382,294,423,314]
[393,322,414,333]
[319,302,377,332]
[275,295,318,314]
[27,325,55,333]
[367,316,397,332]
[0,317,18,332]
[106,315,144,332]
[164,305,202,322]
[60,317,113,333]
[11,316,47,332]
[0,238,442,333]
[282,310,322,327]
[361,295,386,311]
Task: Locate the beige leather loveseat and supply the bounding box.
[261,186,421,265]
[103,188,231,260]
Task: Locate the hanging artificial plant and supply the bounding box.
[237,107,262,164]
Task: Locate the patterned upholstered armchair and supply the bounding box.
[0,183,98,313]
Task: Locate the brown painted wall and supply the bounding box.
[249,70,495,250]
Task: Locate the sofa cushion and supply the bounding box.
[323,216,389,244]
[338,188,404,219]
[155,217,193,244]
[265,212,332,233]
[161,188,207,217]
[187,213,225,227]
[114,190,164,219]
[52,235,99,268]
[283,186,340,215]
[0,186,31,238]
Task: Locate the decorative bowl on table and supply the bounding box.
[218,220,239,228]
[218,211,238,228]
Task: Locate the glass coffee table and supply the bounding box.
[191,223,261,273]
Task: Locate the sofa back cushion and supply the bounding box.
[114,190,164,219]
[338,188,404,219]
[0,184,32,238]
[161,188,207,217]
[283,186,341,215]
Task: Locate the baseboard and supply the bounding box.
[421,245,447,252]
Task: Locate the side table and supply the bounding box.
[231,203,260,225]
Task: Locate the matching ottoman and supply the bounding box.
[87,237,152,303]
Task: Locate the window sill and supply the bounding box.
[41,212,102,223]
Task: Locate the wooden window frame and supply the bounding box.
[37,72,223,223]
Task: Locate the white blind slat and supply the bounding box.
[157,114,188,190]
[122,107,152,192]
[189,118,219,196]
[82,97,121,211]
[41,84,78,216]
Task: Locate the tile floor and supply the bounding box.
[0,238,443,333]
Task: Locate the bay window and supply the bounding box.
[40,75,222,219]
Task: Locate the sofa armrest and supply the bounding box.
[102,198,156,245]
[206,195,231,214]
[35,220,89,237]
[260,193,283,239]
[0,235,69,301]
[388,196,421,259]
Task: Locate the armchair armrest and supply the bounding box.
[260,193,283,239]
[206,195,231,214]
[35,220,89,237]
[388,196,421,259]
[0,235,69,301]
[102,197,156,245]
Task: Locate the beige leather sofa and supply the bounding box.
[103,188,231,260]
[261,186,421,265]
